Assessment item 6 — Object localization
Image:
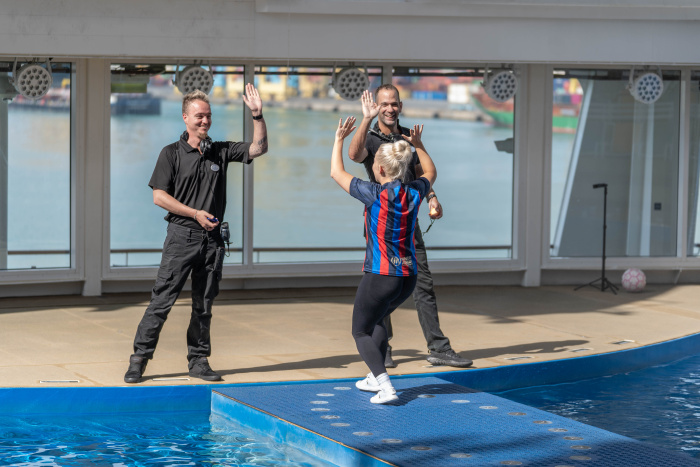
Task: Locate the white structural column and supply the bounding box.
[626,102,655,256]
[520,64,549,287]
[679,69,691,257]
[82,59,108,296]
[0,100,7,269]
[242,65,255,268]
[382,65,392,87]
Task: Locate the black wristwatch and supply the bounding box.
[252,113,263,120]
[426,193,437,202]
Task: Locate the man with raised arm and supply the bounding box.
[124,84,268,383]
[347,85,472,368]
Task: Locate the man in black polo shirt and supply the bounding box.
[348,85,472,368]
[124,84,268,383]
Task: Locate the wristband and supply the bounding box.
[426,193,437,202]
[193,210,198,221]
[252,113,263,120]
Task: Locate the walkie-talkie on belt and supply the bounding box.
[220,222,230,256]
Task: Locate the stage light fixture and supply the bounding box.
[11,58,53,100]
[483,67,517,103]
[627,67,664,104]
[331,66,369,101]
[174,62,214,95]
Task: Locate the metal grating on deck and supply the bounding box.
[212,376,699,466]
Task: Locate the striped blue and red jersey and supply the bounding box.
[349,177,431,277]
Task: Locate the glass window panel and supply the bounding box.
[110,64,244,267]
[687,71,700,256]
[1,61,72,270]
[392,67,515,259]
[252,66,381,263]
[551,69,680,258]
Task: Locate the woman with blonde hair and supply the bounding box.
[330,116,437,404]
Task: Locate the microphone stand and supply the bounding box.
[575,183,618,294]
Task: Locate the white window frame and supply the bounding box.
[0,58,83,286]
[542,65,700,276]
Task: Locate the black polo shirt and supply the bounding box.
[362,120,419,184]
[149,133,251,229]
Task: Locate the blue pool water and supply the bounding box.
[497,353,700,460]
[0,411,331,466]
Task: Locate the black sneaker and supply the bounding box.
[124,355,148,384]
[384,346,396,369]
[188,358,222,381]
[427,349,473,368]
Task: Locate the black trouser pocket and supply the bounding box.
[214,247,225,280]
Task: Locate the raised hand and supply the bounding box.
[402,124,424,148]
[361,90,380,120]
[242,83,263,116]
[335,116,357,141]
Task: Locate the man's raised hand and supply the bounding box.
[336,116,357,141]
[361,90,380,120]
[242,83,263,116]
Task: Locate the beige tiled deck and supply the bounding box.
[1,284,700,388]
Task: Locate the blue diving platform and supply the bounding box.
[212,375,699,467]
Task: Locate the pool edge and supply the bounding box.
[1,331,698,414]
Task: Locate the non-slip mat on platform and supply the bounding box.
[213,376,699,466]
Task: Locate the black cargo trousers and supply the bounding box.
[131,222,225,363]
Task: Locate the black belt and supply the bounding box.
[168,222,221,239]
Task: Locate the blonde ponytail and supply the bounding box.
[375,140,413,182]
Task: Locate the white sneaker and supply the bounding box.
[370,388,398,404]
[356,373,381,392]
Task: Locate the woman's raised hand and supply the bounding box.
[402,124,425,148]
[335,116,357,141]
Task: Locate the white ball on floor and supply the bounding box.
[621,268,646,292]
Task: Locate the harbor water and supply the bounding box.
[8,99,533,267]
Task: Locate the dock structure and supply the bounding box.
[213,375,698,466]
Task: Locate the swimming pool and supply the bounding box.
[497,353,700,460]
[0,411,332,466]
[2,334,699,466]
